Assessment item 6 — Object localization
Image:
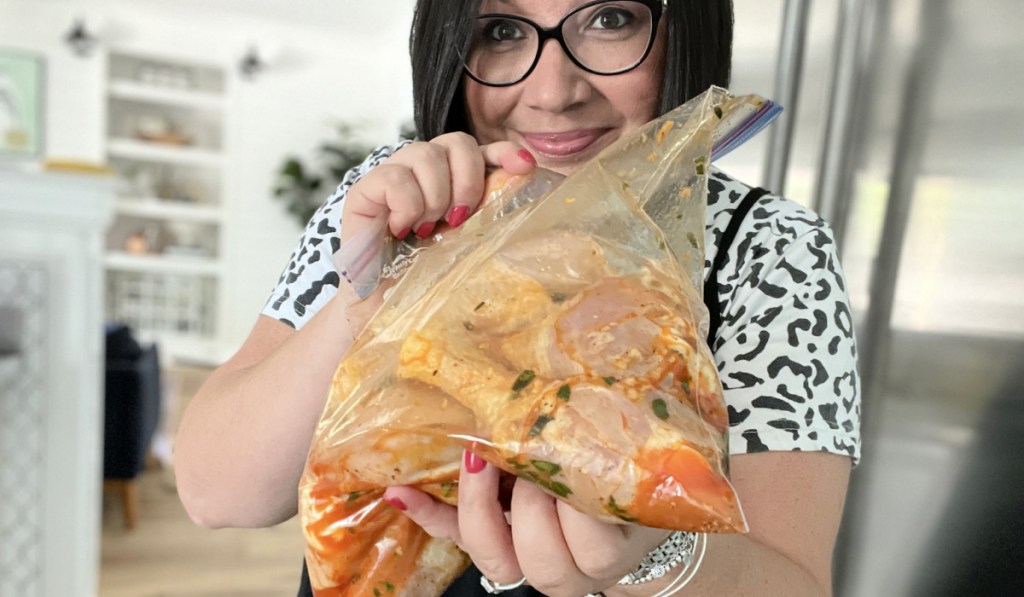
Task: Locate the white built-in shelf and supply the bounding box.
[108,138,223,167]
[115,198,223,223]
[108,80,225,111]
[104,251,223,276]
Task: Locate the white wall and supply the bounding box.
[0,0,416,355]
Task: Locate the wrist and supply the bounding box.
[592,532,707,597]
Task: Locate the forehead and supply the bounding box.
[477,0,594,23]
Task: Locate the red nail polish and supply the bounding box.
[464,450,486,474]
[416,222,436,239]
[385,497,408,511]
[518,149,537,165]
[449,204,471,228]
[397,227,413,240]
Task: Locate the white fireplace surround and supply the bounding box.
[0,168,113,597]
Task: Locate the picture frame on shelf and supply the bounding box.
[0,49,45,159]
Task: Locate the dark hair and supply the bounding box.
[410,0,734,141]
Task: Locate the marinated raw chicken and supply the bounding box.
[300,89,753,596]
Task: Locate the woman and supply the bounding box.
[175,1,860,595]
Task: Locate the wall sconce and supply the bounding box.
[64,19,99,58]
[238,46,264,80]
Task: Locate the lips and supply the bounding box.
[520,129,611,159]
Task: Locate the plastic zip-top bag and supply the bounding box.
[302,87,781,596]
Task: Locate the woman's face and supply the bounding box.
[464,0,667,176]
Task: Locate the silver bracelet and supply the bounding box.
[584,531,705,597]
[619,531,700,585]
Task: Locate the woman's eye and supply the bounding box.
[484,20,526,42]
[590,8,634,30]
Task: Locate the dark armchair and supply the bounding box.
[103,324,162,529]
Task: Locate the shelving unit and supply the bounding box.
[103,50,231,363]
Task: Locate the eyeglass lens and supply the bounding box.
[467,1,655,85]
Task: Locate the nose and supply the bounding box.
[520,39,590,113]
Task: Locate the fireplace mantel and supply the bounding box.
[0,168,114,597]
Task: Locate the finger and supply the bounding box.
[480,141,538,176]
[399,143,452,237]
[343,164,426,241]
[458,449,523,585]
[430,132,485,227]
[382,486,462,547]
[556,500,662,582]
[509,479,584,595]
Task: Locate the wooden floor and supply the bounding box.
[99,366,305,597]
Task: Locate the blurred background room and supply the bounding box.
[0,0,1020,596]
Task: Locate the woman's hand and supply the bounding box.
[383,451,670,597]
[341,132,537,244]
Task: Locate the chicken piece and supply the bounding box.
[500,276,729,433]
[394,260,744,532]
[302,485,469,596]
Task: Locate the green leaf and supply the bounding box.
[531,460,561,475]
[607,496,637,522]
[652,399,670,421]
[373,588,381,597]
[546,480,573,498]
[281,158,303,179]
[528,415,553,437]
[384,581,395,593]
[512,370,536,392]
[550,292,568,303]
[556,384,571,401]
[603,376,618,386]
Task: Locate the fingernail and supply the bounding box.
[448,204,471,228]
[415,221,436,239]
[397,227,412,240]
[385,497,408,511]
[518,149,536,165]
[464,450,486,474]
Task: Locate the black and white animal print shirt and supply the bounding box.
[263,143,861,463]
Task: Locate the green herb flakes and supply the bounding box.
[373,588,381,597]
[547,481,573,498]
[440,481,455,497]
[528,415,553,437]
[512,370,537,392]
[550,292,568,303]
[556,384,571,401]
[462,321,475,331]
[687,232,700,249]
[347,491,363,502]
[607,496,637,523]
[696,163,706,176]
[652,398,670,420]
[681,380,691,394]
[384,581,395,593]
[531,460,562,475]
[603,376,618,386]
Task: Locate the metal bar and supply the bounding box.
[835,0,952,594]
[812,0,867,250]
[763,0,812,195]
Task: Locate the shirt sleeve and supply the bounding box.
[711,196,862,464]
[262,142,410,330]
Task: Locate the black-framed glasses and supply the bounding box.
[464,0,666,87]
